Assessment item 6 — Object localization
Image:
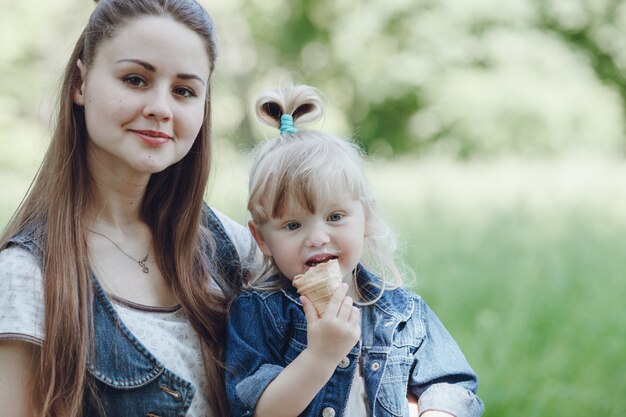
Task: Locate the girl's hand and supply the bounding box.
[301,283,360,366]
[254,286,360,417]
[408,391,455,417]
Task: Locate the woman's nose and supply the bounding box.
[143,87,173,122]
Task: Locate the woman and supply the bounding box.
[0,1,255,416]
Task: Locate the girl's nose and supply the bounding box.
[305,228,330,248]
[143,87,173,122]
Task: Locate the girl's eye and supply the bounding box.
[328,213,343,222]
[285,222,300,231]
[123,75,146,87]
[173,86,196,98]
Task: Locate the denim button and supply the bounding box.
[338,357,350,368]
[370,361,381,371]
[322,407,336,417]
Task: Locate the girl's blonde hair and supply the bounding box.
[247,85,403,299]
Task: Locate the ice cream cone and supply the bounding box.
[293,259,343,316]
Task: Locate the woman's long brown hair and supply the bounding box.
[0,0,231,415]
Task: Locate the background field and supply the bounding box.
[2,0,626,416]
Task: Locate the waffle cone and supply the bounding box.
[293,259,343,316]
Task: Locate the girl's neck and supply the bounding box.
[347,277,363,302]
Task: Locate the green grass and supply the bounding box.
[395,204,626,417]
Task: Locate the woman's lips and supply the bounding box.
[131,130,172,146]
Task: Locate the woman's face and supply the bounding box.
[74,15,211,177]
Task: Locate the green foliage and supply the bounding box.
[245,0,327,61]
[219,0,626,158]
[352,91,422,156]
[535,0,626,155]
[2,0,626,158]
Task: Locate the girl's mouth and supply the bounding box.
[305,254,338,267]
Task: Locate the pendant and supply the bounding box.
[138,254,149,274]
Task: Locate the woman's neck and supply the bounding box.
[87,150,151,228]
[89,171,148,226]
[89,189,145,229]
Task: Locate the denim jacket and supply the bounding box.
[7,206,243,417]
[225,266,484,417]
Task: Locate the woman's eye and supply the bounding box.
[123,75,146,87]
[285,222,300,231]
[328,213,343,222]
[173,86,196,98]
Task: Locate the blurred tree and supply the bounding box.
[532,0,626,154]
[3,0,625,159]
[222,0,624,158]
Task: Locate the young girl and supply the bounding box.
[225,85,484,417]
[0,1,256,416]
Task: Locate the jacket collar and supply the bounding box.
[356,265,413,323]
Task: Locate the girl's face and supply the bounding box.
[74,15,211,178]
[249,187,369,281]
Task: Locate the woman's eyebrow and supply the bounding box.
[116,58,156,71]
[177,73,205,85]
[116,58,205,85]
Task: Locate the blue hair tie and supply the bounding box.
[280,114,299,134]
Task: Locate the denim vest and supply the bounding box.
[7,206,242,417]
[225,266,484,417]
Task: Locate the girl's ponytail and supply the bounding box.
[255,85,324,132]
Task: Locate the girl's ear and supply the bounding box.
[73,59,87,105]
[248,221,273,257]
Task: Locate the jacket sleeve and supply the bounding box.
[225,292,286,417]
[409,300,485,417]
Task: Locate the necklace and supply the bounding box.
[89,229,150,273]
